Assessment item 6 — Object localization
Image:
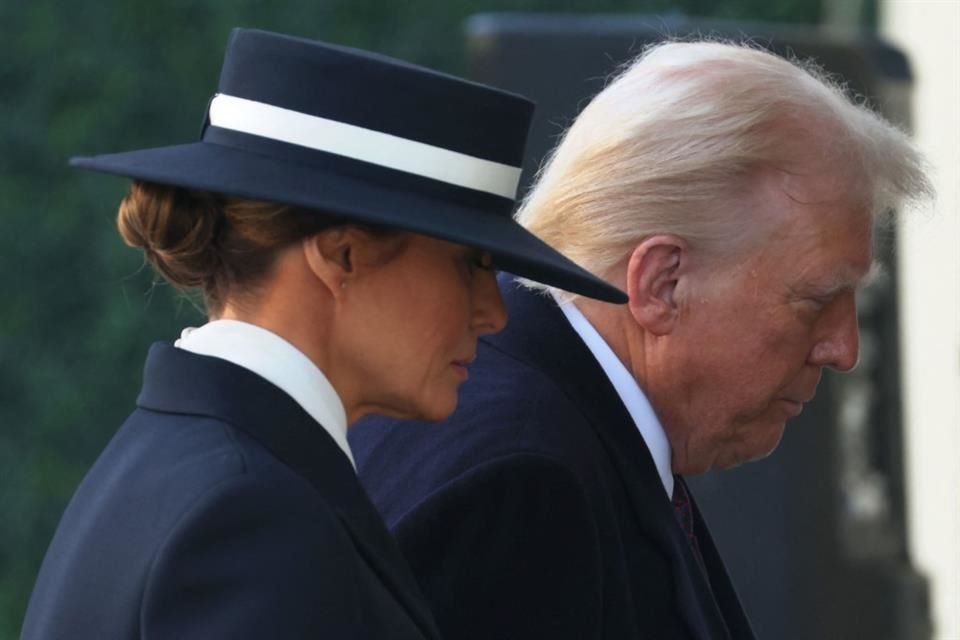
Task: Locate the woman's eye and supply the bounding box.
[475,251,494,270]
[465,250,494,272]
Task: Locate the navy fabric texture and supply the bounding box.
[350,277,756,640]
[215,28,532,164]
[22,344,439,639]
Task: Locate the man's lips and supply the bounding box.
[780,391,815,416]
[783,387,817,405]
[781,399,804,416]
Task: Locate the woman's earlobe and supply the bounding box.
[303,232,352,295]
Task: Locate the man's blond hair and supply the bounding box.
[516,40,931,301]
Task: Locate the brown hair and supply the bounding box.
[117,181,353,316]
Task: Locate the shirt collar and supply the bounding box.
[557,300,674,497]
[174,319,354,470]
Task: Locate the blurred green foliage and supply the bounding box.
[2,0,832,636]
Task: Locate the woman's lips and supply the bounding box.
[451,359,473,380]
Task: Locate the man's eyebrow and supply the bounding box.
[860,261,884,288]
[837,260,883,292]
[807,261,883,297]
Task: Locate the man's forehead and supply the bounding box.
[777,169,871,212]
[748,166,872,236]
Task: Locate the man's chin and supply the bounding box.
[748,422,788,462]
[673,419,788,474]
[715,426,787,471]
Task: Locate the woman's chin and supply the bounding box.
[415,399,458,423]
[371,394,458,424]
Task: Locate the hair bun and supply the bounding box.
[117,181,223,289]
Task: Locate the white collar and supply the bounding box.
[557,300,674,497]
[174,319,354,470]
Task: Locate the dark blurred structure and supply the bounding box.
[465,14,930,640]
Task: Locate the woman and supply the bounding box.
[21,28,624,640]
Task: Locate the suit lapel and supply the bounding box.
[137,343,440,640]
[487,278,732,640]
[689,488,755,639]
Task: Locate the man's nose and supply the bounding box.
[809,293,860,372]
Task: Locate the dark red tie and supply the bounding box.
[671,475,708,577]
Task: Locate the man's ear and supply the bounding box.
[302,227,356,298]
[626,235,687,335]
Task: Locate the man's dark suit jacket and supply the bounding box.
[22,344,439,639]
[350,278,756,640]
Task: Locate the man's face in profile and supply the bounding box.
[654,169,875,474]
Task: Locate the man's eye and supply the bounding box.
[789,293,830,317]
[805,294,836,311]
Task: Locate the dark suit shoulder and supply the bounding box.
[94,405,327,522]
[23,409,360,639]
[385,452,604,640]
[357,338,601,465]
[142,463,365,637]
[393,451,593,530]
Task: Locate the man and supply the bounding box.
[349,41,930,640]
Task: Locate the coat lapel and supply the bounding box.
[689,488,756,639]
[487,278,734,640]
[137,343,441,640]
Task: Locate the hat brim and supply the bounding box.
[71,142,627,304]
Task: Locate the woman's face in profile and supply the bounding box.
[339,234,507,423]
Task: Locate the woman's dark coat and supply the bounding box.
[22,344,439,639]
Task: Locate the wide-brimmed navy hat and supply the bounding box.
[71,28,626,304]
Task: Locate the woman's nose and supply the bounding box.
[472,272,508,336]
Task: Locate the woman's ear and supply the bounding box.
[302,228,356,297]
[626,235,687,336]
